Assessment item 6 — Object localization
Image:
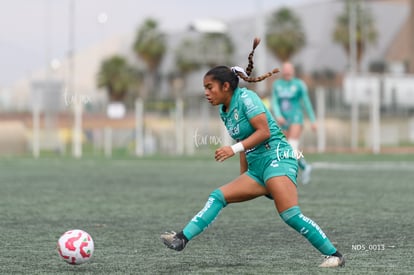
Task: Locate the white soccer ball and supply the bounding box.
[57,229,94,265]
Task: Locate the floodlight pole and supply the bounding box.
[69,0,82,158]
[349,0,359,151]
[33,103,40,158]
[316,87,326,153]
[370,82,380,154]
[135,98,144,156]
[175,97,184,155]
[410,0,414,73]
[44,0,51,79]
[255,0,266,97]
[172,75,185,155]
[360,0,380,154]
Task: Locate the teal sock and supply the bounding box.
[298,157,307,170]
[182,189,227,241]
[280,206,337,255]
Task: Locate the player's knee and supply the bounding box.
[279,205,302,229]
[209,189,227,207]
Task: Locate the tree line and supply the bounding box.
[97,2,377,108]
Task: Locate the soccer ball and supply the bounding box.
[57,229,94,265]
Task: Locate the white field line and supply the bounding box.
[312,161,414,171]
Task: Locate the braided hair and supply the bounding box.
[245,37,261,76]
[205,37,279,90]
[235,37,279,82]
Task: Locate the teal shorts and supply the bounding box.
[246,154,298,187]
[280,112,303,131]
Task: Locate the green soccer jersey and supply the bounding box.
[219,87,289,161]
[271,78,316,125]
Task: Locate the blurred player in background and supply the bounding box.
[271,62,317,184]
[161,38,344,268]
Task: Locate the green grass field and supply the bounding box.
[0,153,413,274]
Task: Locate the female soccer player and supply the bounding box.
[161,38,344,268]
[271,62,316,184]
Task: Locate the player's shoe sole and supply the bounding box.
[319,255,345,267]
[160,231,187,251]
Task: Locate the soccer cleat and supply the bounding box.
[160,231,187,251]
[319,255,345,268]
[302,164,312,185]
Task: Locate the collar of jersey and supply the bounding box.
[220,87,242,114]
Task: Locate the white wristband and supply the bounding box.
[231,142,245,154]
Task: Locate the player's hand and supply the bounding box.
[215,146,234,162]
[276,117,286,126]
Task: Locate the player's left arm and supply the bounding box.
[215,113,270,162]
[300,81,317,131]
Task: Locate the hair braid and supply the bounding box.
[235,68,280,83]
[245,37,261,76]
[236,37,279,82]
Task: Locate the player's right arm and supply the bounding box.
[299,80,316,123]
[299,80,317,131]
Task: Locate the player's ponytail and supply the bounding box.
[205,38,279,90]
[231,37,279,83]
[245,37,261,76]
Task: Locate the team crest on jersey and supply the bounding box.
[233,110,239,120]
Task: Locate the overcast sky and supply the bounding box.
[0,0,330,87]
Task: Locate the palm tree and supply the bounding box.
[176,33,233,68]
[175,38,202,77]
[266,7,306,62]
[131,18,166,156]
[172,33,234,155]
[171,38,201,156]
[173,33,234,94]
[175,33,234,74]
[200,33,234,67]
[132,18,166,99]
[333,1,377,71]
[97,55,139,103]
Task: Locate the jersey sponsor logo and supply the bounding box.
[226,117,233,126]
[277,85,296,99]
[270,160,279,167]
[227,124,240,137]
